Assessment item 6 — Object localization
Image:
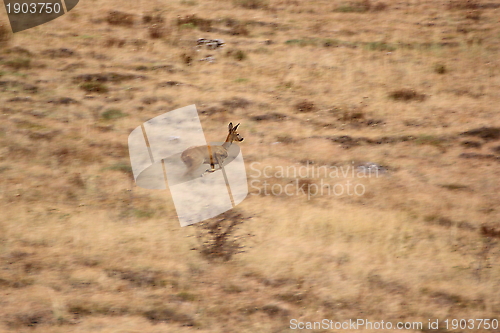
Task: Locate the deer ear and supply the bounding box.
[234,123,240,130]
[228,122,233,131]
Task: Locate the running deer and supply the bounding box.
[181,122,243,177]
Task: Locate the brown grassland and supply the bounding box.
[1,0,500,331]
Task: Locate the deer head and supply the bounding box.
[226,122,244,145]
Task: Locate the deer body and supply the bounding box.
[181,123,243,177]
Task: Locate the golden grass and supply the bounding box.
[1,0,500,331]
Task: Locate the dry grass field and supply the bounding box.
[1,0,500,331]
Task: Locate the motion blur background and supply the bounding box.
[0,0,499,331]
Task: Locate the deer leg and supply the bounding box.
[205,155,224,173]
[205,161,216,173]
[205,146,217,173]
[212,155,224,172]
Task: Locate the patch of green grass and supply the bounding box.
[133,208,154,219]
[181,0,198,5]
[285,38,317,47]
[11,72,28,77]
[365,41,396,52]
[179,22,196,29]
[79,82,109,93]
[0,70,27,77]
[233,0,268,9]
[177,291,197,301]
[104,162,132,174]
[335,5,367,13]
[276,135,295,144]
[101,108,127,120]
[59,213,71,220]
[4,57,31,70]
[285,38,303,45]
[334,1,372,13]
[234,78,249,83]
[423,215,438,223]
[281,81,294,89]
[226,49,248,61]
[176,14,211,31]
[414,134,446,148]
[223,283,244,293]
[15,121,46,130]
[234,49,247,61]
